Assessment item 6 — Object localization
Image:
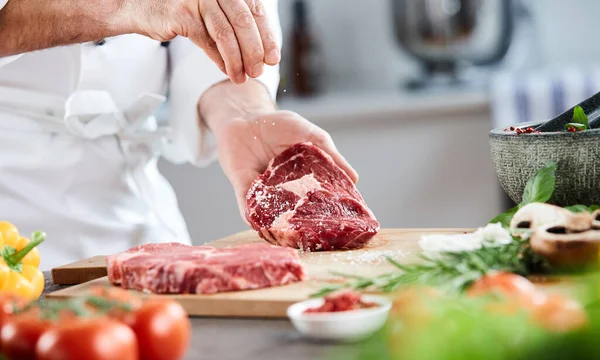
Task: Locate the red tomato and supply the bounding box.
[122,300,191,360]
[1,312,52,360]
[531,294,588,333]
[0,293,28,327]
[467,272,544,306]
[36,318,138,360]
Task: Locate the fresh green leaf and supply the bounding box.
[489,162,557,226]
[565,205,600,213]
[1,245,22,272]
[565,123,587,131]
[572,105,589,126]
[489,205,520,228]
[521,162,557,204]
[566,205,593,213]
[566,205,590,213]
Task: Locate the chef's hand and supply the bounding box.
[136,0,280,84]
[214,110,359,220]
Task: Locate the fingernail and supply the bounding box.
[266,49,280,64]
[252,63,264,78]
[236,73,248,84]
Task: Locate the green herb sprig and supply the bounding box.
[311,236,550,298]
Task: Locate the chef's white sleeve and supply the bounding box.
[0,0,24,68]
[166,0,282,167]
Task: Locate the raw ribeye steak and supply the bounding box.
[106,242,306,294]
[245,142,379,251]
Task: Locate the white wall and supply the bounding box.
[529,0,600,68]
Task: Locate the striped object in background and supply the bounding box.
[490,67,600,129]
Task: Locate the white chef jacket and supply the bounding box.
[0,1,281,270]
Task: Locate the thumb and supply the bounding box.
[229,169,261,225]
[314,135,359,184]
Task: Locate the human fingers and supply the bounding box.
[200,0,247,83]
[218,0,265,78]
[244,0,280,65]
[187,17,227,74]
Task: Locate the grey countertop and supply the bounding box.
[42,273,356,360]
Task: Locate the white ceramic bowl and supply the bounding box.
[286,295,392,342]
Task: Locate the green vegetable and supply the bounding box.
[566,204,600,213]
[489,207,520,228]
[572,105,589,126]
[565,123,587,131]
[328,273,600,360]
[311,236,550,298]
[489,162,557,227]
[521,162,557,204]
[564,106,589,132]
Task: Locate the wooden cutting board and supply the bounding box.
[47,228,569,318]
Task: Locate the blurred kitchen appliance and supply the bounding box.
[392,0,532,89]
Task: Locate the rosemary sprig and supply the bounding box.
[310,237,551,298]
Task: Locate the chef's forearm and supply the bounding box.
[0,0,133,56]
[199,79,277,135]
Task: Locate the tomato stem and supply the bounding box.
[8,231,45,265]
[86,296,132,313]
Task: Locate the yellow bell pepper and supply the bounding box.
[0,222,46,300]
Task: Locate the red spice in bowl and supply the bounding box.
[303,291,378,314]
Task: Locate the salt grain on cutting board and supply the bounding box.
[306,249,409,265]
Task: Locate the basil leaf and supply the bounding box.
[565,123,587,131]
[566,205,591,213]
[489,205,520,228]
[565,204,600,213]
[489,162,557,226]
[572,105,589,126]
[521,162,557,204]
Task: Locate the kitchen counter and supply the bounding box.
[42,273,356,360]
[278,88,490,125]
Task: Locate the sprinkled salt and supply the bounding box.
[323,249,409,265]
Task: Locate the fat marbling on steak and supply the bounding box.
[245,142,379,251]
[106,242,306,294]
